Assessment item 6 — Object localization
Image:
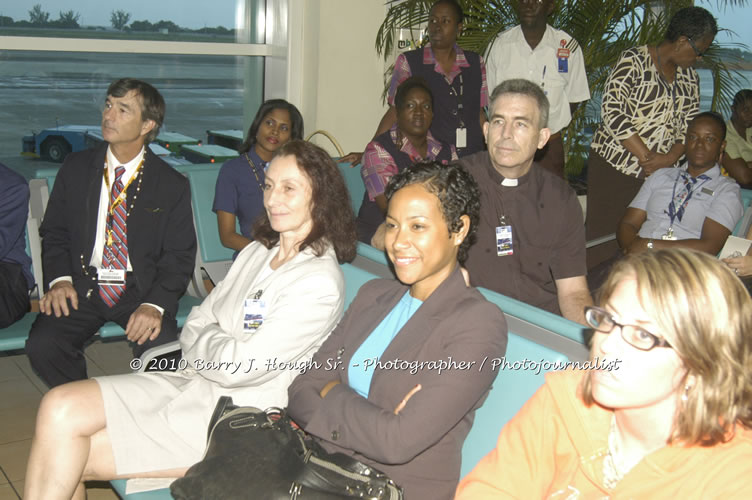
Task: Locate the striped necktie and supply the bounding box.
[100,166,128,307]
[668,171,711,223]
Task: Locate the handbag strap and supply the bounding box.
[295,434,403,499]
[207,396,235,441]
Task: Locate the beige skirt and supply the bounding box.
[95,371,213,475]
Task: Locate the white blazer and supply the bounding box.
[97,241,344,474]
[176,241,345,410]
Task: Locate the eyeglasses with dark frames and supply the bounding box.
[584,306,672,351]
[687,37,706,58]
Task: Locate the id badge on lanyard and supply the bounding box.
[97,268,126,285]
[662,227,677,240]
[243,290,267,333]
[452,74,467,148]
[557,40,570,73]
[496,225,513,256]
[456,127,467,148]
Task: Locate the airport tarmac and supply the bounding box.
[1,51,254,177]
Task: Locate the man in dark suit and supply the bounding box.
[26,78,197,387]
[0,162,33,328]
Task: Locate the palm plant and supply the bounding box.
[375,0,749,178]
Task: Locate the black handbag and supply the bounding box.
[170,396,403,500]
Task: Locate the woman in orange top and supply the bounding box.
[456,248,752,498]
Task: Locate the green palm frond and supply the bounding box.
[704,42,750,115]
[376,1,434,58]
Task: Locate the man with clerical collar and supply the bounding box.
[461,78,592,324]
[617,111,743,256]
[26,78,197,387]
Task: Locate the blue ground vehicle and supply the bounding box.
[22,125,102,162]
[22,126,194,166]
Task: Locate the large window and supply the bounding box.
[0,0,271,175]
[0,0,260,43]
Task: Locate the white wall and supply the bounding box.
[289,0,390,157]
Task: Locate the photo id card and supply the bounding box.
[496,225,513,256]
[557,44,570,73]
[662,227,677,240]
[97,268,125,285]
[243,298,267,333]
[456,127,467,149]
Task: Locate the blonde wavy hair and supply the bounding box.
[582,249,752,446]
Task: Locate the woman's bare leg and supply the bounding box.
[25,380,108,499]
[25,378,189,500]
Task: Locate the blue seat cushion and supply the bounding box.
[0,312,36,352]
[110,480,173,499]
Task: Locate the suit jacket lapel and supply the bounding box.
[372,266,464,380]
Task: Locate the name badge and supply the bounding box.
[456,127,467,149]
[496,225,513,256]
[243,298,267,333]
[557,42,570,73]
[97,268,125,285]
[662,227,677,240]
[701,187,714,196]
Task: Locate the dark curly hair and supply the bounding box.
[252,140,356,263]
[665,6,717,43]
[384,161,480,264]
[238,99,304,154]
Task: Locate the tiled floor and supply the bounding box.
[0,339,135,500]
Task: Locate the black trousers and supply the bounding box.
[585,150,644,270]
[25,281,179,388]
[0,261,31,328]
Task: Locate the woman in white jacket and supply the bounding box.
[24,140,357,500]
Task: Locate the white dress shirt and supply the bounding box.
[486,25,590,134]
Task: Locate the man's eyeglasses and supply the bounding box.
[584,306,672,351]
[687,37,706,58]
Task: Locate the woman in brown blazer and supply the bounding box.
[288,161,508,499]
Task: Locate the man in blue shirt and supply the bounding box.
[617,111,743,256]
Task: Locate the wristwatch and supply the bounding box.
[646,239,654,250]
